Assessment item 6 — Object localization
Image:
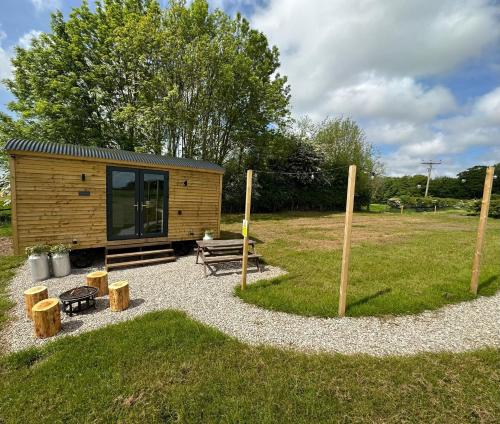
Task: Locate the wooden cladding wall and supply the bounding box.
[11,154,222,254]
[168,170,222,240]
[14,155,106,252]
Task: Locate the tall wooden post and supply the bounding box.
[470,166,495,294]
[338,165,357,317]
[241,170,253,290]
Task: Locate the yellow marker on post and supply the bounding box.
[241,170,253,290]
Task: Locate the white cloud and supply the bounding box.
[253,0,500,115]
[0,30,44,83]
[250,0,500,175]
[368,86,500,175]
[435,89,500,151]
[324,74,457,123]
[0,31,12,80]
[399,136,450,157]
[31,0,61,12]
[474,86,500,124]
[364,121,429,146]
[18,30,42,50]
[381,149,471,177]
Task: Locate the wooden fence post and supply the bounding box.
[338,165,357,317]
[241,170,253,290]
[470,166,495,294]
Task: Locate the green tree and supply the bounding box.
[1,0,290,164]
[430,176,468,198]
[458,164,500,198]
[377,175,427,201]
[374,163,500,202]
[222,117,379,212]
[311,117,379,209]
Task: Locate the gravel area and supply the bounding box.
[2,255,499,356]
[0,236,12,256]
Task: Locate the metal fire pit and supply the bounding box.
[59,286,98,316]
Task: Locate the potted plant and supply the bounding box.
[50,244,72,277]
[203,229,214,241]
[26,244,50,282]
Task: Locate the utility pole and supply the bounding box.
[421,160,442,197]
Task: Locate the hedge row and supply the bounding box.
[467,197,500,218]
[386,195,500,218]
[386,196,467,210]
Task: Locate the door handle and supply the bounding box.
[134,203,139,211]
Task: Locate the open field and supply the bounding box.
[227,211,500,317]
[1,311,499,423]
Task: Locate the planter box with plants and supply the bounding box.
[50,244,72,277]
[203,229,214,241]
[26,243,72,282]
[26,244,51,283]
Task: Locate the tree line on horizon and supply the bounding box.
[372,164,500,203]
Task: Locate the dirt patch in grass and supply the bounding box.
[224,212,477,251]
[0,237,13,256]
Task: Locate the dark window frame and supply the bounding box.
[106,166,169,241]
[139,169,169,238]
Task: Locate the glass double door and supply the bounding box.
[106,167,168,240]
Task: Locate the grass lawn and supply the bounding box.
[0,223,12,238]
[228,211,500,317]
[0,311,499,423]
[365,203,389,212]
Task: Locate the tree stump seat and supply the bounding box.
[32,298,61,338]
[109,281,130,312]
[24,285,48,320]
[86,271,109,296]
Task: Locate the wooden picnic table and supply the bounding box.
[195,239,261,276]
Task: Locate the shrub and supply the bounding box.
[49,244,72,254]
[467,198,500,218]
[25,244,50,256]
[387,196,464,210]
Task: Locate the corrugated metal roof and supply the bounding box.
[4,139,224,173]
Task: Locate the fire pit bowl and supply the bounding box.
[59,286,99,316]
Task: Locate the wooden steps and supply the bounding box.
[106,248,174,260]
[106,256,176,270]
[105,242,176,271]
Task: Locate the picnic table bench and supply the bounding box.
[196,239,262,276]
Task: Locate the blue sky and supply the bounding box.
[1,0,499,176]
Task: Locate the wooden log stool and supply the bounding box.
[109,281,130,312]
[32,298,61,338]
[86,271,109,297]
[23,285,48,320]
